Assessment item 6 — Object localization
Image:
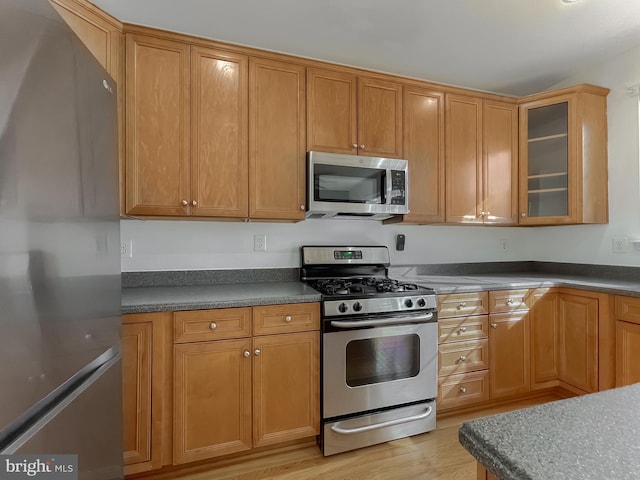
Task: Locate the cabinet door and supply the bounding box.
[483,100,518,225]
[489,312,530,399]
[307,68,357,154]
[249,58,306,220]
[402,85,445,223]
[253,331,320,447]
[445,94,482,224]
[616,321,640,387]
[557,294,598,392]
[529,289,559,387]
[357,77,403,158]
[191,47,248,217]
[125,34,190,216]
[121,322,152,466]
[173,339,252,464]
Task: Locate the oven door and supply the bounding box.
[323,315,437,419]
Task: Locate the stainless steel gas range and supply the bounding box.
[301,246,438,456]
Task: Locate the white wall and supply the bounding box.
[528,43,640,266]
[120,220,530,271]
[121,43,640,272]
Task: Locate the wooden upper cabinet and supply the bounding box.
[401,85,445,223]
[125,34,191,216]
[518,85,609,225]
[307,69,357,154]
[445,94,517,225]
[191,47,248,217]
[445,94,482,224]
[306,70,402,158]
[483,100,518,225]
[249,58,306,220]
[357,76,403,158]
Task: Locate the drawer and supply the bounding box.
[489,289,529,313]
[615,296,640,324]
[438,370,489,410]
[174,308,251,343]
[438,292,488,318]
[438,315,488,344]
[253,303,320,335]
[438,339,489,376]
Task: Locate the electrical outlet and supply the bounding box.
[254,234,267,252]
[121,239,133,258]
[499,239,509,251]
[612,236,630,253]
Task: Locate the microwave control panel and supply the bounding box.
[390,170,406,205]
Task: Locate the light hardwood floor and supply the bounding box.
[171,393,562,480]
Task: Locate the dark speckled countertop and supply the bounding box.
[459,383,640,480]
[121,263,640,314]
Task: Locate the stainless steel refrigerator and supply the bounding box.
[0,0,122,478]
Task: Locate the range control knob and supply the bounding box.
[417,298,426,308]
[338,303,349,313]
[353,302,363,312]
[404,299,414,308]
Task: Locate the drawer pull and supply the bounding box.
[458,326,467,333]
[209,322,217,330]
[458,302,467,309]
[491,323,497,329]
[458,355,467,362]
[507,298,515,305]
[460,386,467,393]
[285,315,292,322]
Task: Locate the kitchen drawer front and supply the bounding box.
[615,296,640,324]
[489,289,529,313]
[174,308,251,343]
[438,315,488,344]
[438,292,488,318]
[438,370,489,410]
[253,302,320,335]
[438,339,489,376]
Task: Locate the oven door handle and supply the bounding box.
[330,312,434,329]
[330,406,433,435]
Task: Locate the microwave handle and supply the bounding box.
[385,169,393,205]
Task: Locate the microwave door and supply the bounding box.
[385,169,392,205]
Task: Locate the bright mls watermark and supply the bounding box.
[0,455,77,480]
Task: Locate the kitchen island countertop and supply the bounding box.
[459,383,640,480]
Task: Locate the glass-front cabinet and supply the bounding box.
[518,85,609,225]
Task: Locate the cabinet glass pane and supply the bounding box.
[526,102,568,217]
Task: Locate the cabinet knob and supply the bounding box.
[506,298,515,305]
[209,322,217,330]
[181,200,188,206]
[254,349,261,356]
[458,302,466,309]
[479,211,486,217]
[486,211,491,216]
[458,355,467,362]
[285,315,292,322]
[460,386,467,393]
[300,205,305,210]
[352,143,358,148]
[243,351,250,358]
[192,200,197,206]
[360,144,365,149]
[521,213,526,218]
[459,326,467,333]
[491,323,498,329]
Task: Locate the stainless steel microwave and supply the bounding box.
[306,151,409,220]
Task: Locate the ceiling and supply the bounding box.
[93,0,640,96]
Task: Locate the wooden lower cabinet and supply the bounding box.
[173,339,253,464]
[438,370,489,409]
[615,296,640,387]
[172,304,320,466]
[121,312,170,475]
[529,289,559,387]
[488,312,530,398]
[557,293,598,393]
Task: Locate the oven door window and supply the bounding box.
[314,164,385,204]
[345,334,420,387]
